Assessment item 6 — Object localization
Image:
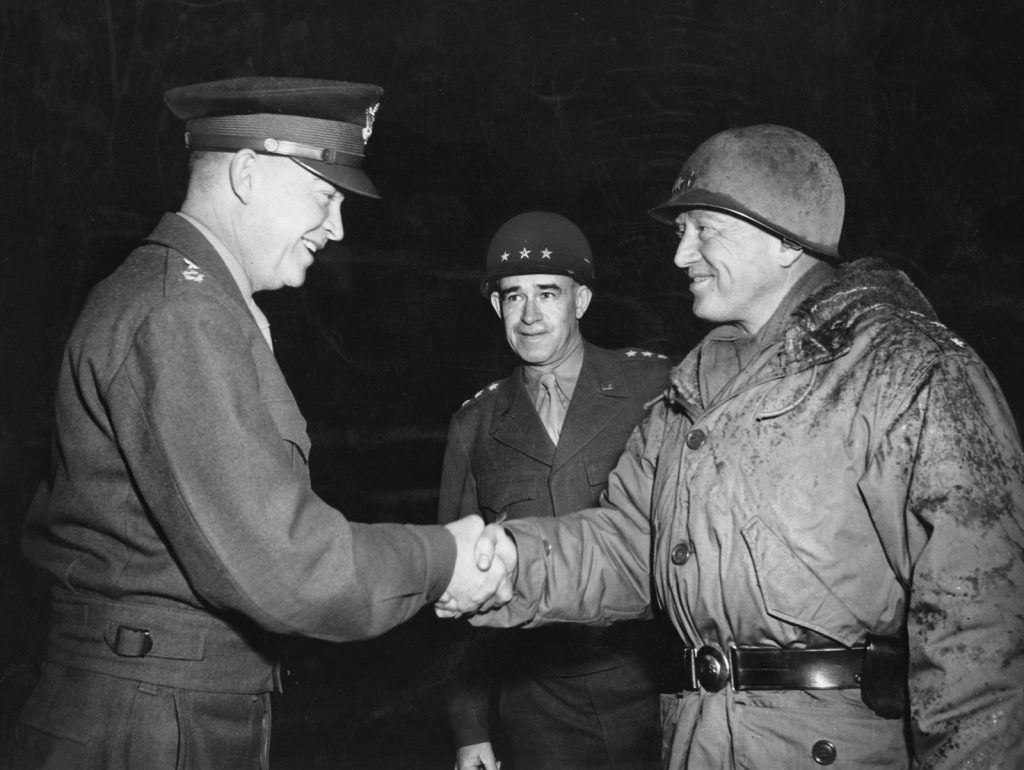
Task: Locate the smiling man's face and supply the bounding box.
[239,155,344,292]
[671,209,794,335]
[490,274,591,369]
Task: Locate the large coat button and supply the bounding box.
[670,541,693,565]
[811,740,837,765]
[685,429,707,449]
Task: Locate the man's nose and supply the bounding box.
[521,297,541,324]
[673,229,700,269]
[324,199,344,241]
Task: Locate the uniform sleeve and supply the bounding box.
[864,353,1024,768]
[107,295,455,642]
[472,410,661,629]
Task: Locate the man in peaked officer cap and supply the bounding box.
[10,77,515,769]
[437,211,675,770]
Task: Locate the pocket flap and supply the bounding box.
[741,515,863,647]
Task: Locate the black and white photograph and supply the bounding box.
[1,1,1022,768]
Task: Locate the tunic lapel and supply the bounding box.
[552,345,630,472]
[489,374,556,465]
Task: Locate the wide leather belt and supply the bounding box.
[680,645,865,693]
[676,637,908,719]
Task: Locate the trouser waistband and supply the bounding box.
[44,590,281,693]
[677,636,907,718]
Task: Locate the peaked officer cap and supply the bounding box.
[165,76,383,199]
[484,211,594,294]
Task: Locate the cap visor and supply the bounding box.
[292,158,380,199]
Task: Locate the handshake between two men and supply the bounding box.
[438,516,518,619]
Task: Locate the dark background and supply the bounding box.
[1,1,1022,767]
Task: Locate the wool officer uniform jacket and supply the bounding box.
[23,213,455,691]
[438,340,671,748]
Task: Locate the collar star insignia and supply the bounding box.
[626,350,638,357]
[519,248,531,259]
[500,251,510,262]
[540,249,552,259]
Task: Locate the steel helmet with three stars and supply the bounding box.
[483,211,595,293]
[649,124,846,260]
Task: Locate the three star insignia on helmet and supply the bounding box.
[673,169,697,193]
[624,349,668,360]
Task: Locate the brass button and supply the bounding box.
[542,539,552,556]
[811,740,837,765]
[670,541,692,565]
[685,429,707,449]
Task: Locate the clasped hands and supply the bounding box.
[437,515,517,619]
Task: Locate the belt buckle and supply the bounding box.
[695,645,730,692]
[112,625,153,658]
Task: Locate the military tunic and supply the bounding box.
[475,260,1024,769]
[439,341,672,769]
[15,214,455,767]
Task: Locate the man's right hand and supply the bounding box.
[456,741,500,770]
[438,516,516,618]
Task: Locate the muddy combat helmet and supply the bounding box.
[649,124,845,260]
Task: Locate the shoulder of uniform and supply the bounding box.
[884,309,974,357]
[167,254,210,286]
[457,379,504,410]
[616,347,671,363]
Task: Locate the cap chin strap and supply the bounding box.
[185,132,363,168]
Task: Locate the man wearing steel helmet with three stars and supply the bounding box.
[9,77,514,769]
[438,211,675,770]
[453,126,1024,768]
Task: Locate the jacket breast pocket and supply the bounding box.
[740,515,863,647]
[476,472,541,522]
[263,398,311,468]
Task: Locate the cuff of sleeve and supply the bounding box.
[469,520,546,628]
[408,523,458,603]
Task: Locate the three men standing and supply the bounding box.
[438,212,671,770]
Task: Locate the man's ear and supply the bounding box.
[228,149,258,204]
[574,284,593,319]
[777,239,805,269]
[489,291,503,319]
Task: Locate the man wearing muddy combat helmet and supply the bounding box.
[461,126,1024,769]
[10,77,514,769]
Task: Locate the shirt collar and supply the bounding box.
[521,338,585,405]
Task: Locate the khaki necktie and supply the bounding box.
[538,373,567,445]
